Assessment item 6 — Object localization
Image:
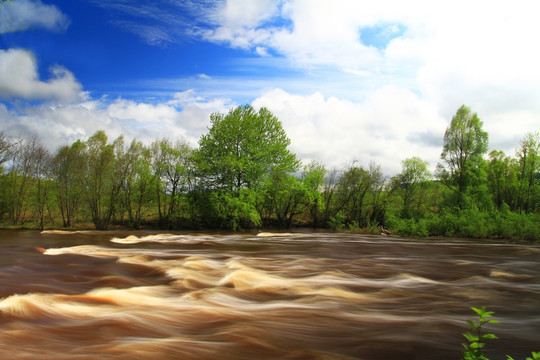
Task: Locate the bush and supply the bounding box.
[388,206,539,241]
[328,211,346,231]
[462,306,539,360]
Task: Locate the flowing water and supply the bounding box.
[0,230,539,359]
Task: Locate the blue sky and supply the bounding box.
[1,0,539,175]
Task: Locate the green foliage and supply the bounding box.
[385,211,429,237]
[210,189,261,231]
[51,141,85,227]
[507,352,540,360]
[515,132,540,213]
[301,161,326,227]
[391,156,431,214]
[438,105,489,208]
[321,162,387,230]
[462,306,499,360]
[195,105,299,230]
[0,104,538,235]
[385,206,540,240]
[462,307,539,360]
[82,131,122,230]
[150,138,194,228]
[328,211,346,231]
[197,105,299,191]
[260,170,310,228]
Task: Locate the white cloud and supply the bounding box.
[194,0,540,172]
[0,0,69,34]
[1,90,231,152]
[219,0,279,28]
[2,0,539,177]
[1,84,535,177]
[253,87,447,174]
[0,49,83,101]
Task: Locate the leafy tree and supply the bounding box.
[31,143,52,230]
[197,105,299,191]
[51,141,85,228]
[196,105,298,229]
[301,161,327,227]
[117,139,156,229]
[515,132,539,213]
[6,137,45,224]
[332,165,371,225]
[151,138,194,227]
[82,131,122,230]
[437,105,488,208]
[322,162,386,228]
[209,188,261,230]
[391,156,431,216]
[261,170,309,228]
[486,150,517,210]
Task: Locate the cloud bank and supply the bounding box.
[1,0,539,176]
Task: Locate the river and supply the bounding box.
[0,230,538,359]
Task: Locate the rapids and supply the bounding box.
[0,230,538,359]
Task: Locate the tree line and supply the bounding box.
[0,104,538,239]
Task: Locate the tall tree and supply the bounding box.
[437,105,488,207]
[391,157,431,215]
[118,139,155,229]
[197,105,299,191]
[301,161,327,227]
[486,150,517,210]
[32,143,52,230]
[196,105,299,229]
[51,141,85,227]
[151,138,194,227]
[261,170,309,228]
[515,132,540,213]
[6,137,46,224]
[82,131,121,230]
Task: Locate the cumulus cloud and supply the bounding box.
[0,0,69,34]
[0,49,83,101]
[1,90,231,152]
[2,0,538,177]
[253,87,447,174]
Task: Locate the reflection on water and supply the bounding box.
[0,230,539,359]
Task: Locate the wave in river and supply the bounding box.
[0,231,539,359]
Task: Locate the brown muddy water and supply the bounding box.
[0,230,538,359]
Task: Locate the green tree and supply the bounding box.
[301,161,327,227]
[515,132,539,213]
[6,137,44,225]
[82,131,122,230]
[197,105,299,191]
[486,150,517,210]
[322,162,386,229]
[117,139,156,229]
[151,138,194,227]
[196,105,299,230]
[391,156,432,216]
[51,141,86,228]
[31,143,52,230]
[437,105,488,208]
[260,170,309,228]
